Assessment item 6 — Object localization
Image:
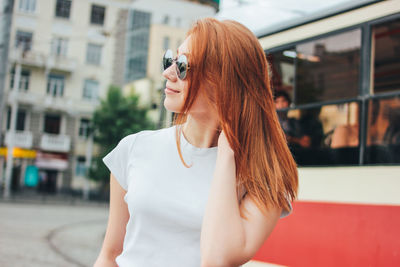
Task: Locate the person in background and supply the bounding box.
[94,18,298,267]
[274,91,309,148]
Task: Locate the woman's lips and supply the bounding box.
[165,87,180,94]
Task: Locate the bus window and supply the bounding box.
[373,19,400,94]
[295,29,361,104]
[267,48,295,102]
[276,101,360,166]
[366,96,400,164]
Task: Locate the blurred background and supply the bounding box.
[0,0,399,266]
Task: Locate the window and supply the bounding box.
[7,108,26,131]
[86,43,102,65]
[51,37,68,56]
[44,114,61,134]
[366,96,400,164]
[268,18,400,166]
[55,0,71,19]
[129,35,145,51]
[125,10,151,82]
[75,156,86,176]
[15,31,32,51]
[295,29,361,104]
[163,37,169,51]
[363,18,400,164]
[19,0,36,13]
[83,79,99,100]
[373,19,400,93]
[127,57,146,78]
[163,15,170,25]
[267,48,295,101]
[269,28,362,166]
[276,102,360,166]
[10,69,30,91]
[90,5,105,25]
[79,118,91,138]
[47,74,64,97]
[129,10,151,30]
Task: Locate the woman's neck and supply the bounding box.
[182,115,219,148]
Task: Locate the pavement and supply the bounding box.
[0,195,283,267]
[0,199,108,267]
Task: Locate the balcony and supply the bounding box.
[47,55,77,73]
[9,50,77,74]
[5,130,33,149]
[40,134,71,152]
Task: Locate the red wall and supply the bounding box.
[254,201,400,267]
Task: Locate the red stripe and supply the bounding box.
[254,201,400,267]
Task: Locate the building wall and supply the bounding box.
[1,0,132,193]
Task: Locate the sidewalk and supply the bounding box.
[0,201,108,267]
[0,188,108,208]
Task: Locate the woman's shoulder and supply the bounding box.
[119,126,175,147]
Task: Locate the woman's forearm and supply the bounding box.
[200,150,247,266]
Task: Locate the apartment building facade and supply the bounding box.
[0,0,131,194]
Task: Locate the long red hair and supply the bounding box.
[174,18,298,214]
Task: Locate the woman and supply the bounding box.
[94,18,298,267]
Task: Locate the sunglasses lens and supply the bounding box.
[163,50,173,70]
[176,54,188,80]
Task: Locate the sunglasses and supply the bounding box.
[163,49,190,80]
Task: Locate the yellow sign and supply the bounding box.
[0,147,36,159]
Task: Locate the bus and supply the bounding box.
[247,1,400,266]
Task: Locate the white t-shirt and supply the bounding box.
[103,126,290,267]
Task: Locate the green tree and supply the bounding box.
[89,85,154,193]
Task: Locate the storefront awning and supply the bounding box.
[0,147,36,159]
[35,151,68,171]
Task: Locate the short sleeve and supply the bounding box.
[102,134,137,191]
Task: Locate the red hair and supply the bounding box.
[174,18,298,215]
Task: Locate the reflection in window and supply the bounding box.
[366,96,400,164]
[267,49,295,101]
[373,19,400,93]
[296,29,361,104]
[276,102,360,165]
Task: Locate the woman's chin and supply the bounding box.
[163,99,183,113]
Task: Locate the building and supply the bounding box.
[0,0,132,195]
[112,0,216,127]
[0,0,14,148]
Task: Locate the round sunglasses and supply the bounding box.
[163,49,190,80]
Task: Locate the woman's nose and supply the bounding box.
[162,63,177,81]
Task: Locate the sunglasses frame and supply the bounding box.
[163,49,190,80]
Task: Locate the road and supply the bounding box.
[0,201,280,267]
[0,201,108,267]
